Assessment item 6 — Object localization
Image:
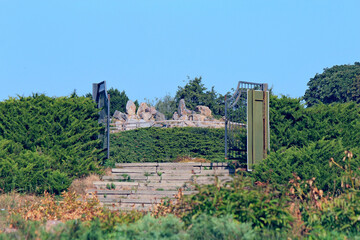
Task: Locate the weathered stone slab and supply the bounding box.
[112,168,157,173]
[93,181,139,186]
[102,175,147,181]
[157,162,202,167]
[115,163,159,167]
[88,190,132,195]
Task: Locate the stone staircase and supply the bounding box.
[88,162,234,211]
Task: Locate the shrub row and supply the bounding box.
[255,96,360,193]
[108,127,226,164]
[0,94,103,194]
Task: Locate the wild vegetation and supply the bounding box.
[1,63,360,238]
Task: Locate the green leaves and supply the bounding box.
[304,63,360,107]
[109,127,226,163]
[174,77,225,118]
[107,88,129,116]
[0,94,103,194]
[180,176,293,230]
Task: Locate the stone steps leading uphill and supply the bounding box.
[87,162,234,211]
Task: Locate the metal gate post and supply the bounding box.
[247,89,269,171]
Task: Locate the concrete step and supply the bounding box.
[91,162,234,212]
[137,183,193,191]
[93,181,139,190]
[102,175,147,181]
[112,168,157,174]
[114,162,231,168]
[115,163,158,167]
[87,189,132,195]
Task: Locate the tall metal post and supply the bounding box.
[224,95,228,159]
[106,93,110,159]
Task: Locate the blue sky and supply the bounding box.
[1,1,359,102]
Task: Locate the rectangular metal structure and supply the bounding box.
[92,81,110,159]
[247,89,269,171]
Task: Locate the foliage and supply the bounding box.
[107,88,129,116]
[174,77,225,118]
[153,176,293,230]
[261,95,360,193]
[304,62,360,107]
[269,95,360,152]
[253,139,360,193]
[0,94,103,194]
[113,214,187,239]
[187,214,256,240]
[154,93,177,119]
[108,127,225,164]
[0,139,71,194]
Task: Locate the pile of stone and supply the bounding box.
[172,99,213,122]
[111,99,224,131]
[113,101,166,122]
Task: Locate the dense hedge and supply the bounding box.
[254,95,360,193]
[0,94,103,194]
[108,127,225,164]
[269,95,360,152]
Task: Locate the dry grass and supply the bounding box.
[103,167,112,176]
[0,192,43,232]
[68,174,100,195]
[0,192,42,211]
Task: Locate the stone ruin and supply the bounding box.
[111,99,224,131]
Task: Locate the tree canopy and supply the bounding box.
[174,77,225,118]
[107,88,129,116]
[304,62,360,106]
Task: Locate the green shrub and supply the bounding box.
[178,176,293,230]
[253,139,360,193]
[188,214,256,240]
[270,96,360,152]
[0,94,103,194]
[305,190,360,233]
[114,214,188,240]
[306,229,360,240]
[0,139,71,194]
[109,127,226,163]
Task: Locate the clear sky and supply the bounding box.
[1,1,359,102]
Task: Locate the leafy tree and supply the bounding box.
[351,75,360,103]
[175,77,225,118]
[175,77,208,110]
[304,62,360,106]
[155,94,177,119]
[107,88,129,116]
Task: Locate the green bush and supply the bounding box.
[188,214,256,240]
[109,127,225,163]
[305,190,360,233]
[253,139,360,193]
[179,176,293,230]
[0,94,103,194]
[270,95,360,152]
[114,214,187,240]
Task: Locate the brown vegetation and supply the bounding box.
[68,174,101,195]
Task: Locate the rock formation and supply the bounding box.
[111,99,224,132]
[126,100,136,116]
[172,99,213,121]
